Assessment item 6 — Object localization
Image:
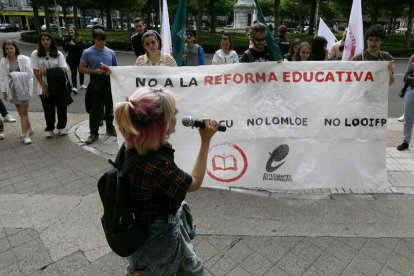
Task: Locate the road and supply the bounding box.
[0,31,407,117]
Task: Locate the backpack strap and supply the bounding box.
[113,143,170,178]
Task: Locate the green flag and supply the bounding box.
[171,0,186,66]
[253,0,283,61]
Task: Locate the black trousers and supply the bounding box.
[88,75,114,135]
[68,61,84,88]
[40,95,67,131]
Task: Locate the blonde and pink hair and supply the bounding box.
[114,87,176,154]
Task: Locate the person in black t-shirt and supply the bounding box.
[240,22,272,63]
[131,18,146,57]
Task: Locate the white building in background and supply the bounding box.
[233,0,255,29]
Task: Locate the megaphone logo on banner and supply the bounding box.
[266,144,289,172]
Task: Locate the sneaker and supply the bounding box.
[20,129,34,139]
[397,141,409,151]
[58,129,67,136]
[0,133,4,140]
[72,87,78,94]
[27,128,34,136]
[398,115,404,122]
[45,130,53,138]
[4,114,16,123]
[106,128,117,137]
[22,136,32,145]
[85,134,98,145]
[80,84,87,89]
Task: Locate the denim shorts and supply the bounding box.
[126,213,181,276]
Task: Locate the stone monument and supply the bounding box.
[234,0,255,28]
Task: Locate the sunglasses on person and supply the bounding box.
[186,33,194,37]
[254,37,267,42]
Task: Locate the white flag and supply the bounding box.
[161,0,172,55]
[342,0,364,61]
[317,17,337,51]
[249,8,257,48]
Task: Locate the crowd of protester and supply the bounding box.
[0,22,405,149]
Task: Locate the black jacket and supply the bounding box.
[63,36,85,64]
[46,67,73,106]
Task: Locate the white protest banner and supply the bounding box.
[110,62,389,191]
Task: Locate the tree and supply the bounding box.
[57,0,72,27]
[30,0,41,33]
[274,0,281,33]
[406,2,413,49]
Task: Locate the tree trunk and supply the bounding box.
[406,3,413,49]
[209,0,216,33]
[44,1,51,31]
[309,0,316,35]
[197,0,202,41]
[73,6,79,29]
[371,4,379,25]
[63,11,67,27]
[81,8,86,29]
[126,11,132,41]
[105,6,112,30]
[32,0,40,34]
[274,0,281,36]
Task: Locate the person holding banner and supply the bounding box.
[352,25,395,85]
[329,28,347,60]
[240,22,272,63]
[79,29,118,145]
[294,42,312,61]
[114,87,218,276]
[284,38,301,61]
[135,31,177,67]
[212,33,239,65]
[311,36,329,61]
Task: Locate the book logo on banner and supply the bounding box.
[263,144,292,182]
[207,142,248,183]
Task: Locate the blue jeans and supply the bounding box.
[126,207,209,276]
[0,98,9,117]
[403,86,414,144]
[127,213,182,276]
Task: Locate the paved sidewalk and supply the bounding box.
[1,112,414,275]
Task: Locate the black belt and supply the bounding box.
[90,74,110,81]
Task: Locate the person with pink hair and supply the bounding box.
[114,87,218,275]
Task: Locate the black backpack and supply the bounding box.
[97,143,167,257]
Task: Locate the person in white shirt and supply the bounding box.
[212,33,239,65]
[135,31,177,67]
[0,40,33,144]
[31,32,69,138]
